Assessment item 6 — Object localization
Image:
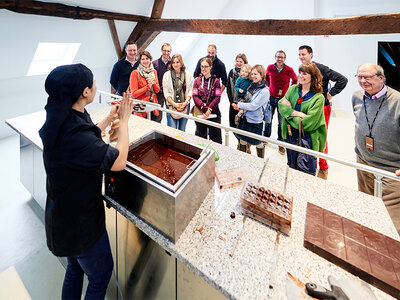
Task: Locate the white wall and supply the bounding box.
[0,10,118,138]
[314,0,400,114]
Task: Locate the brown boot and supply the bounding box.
[317,169,328,180]
[256,146,265,158]
[238,143,247,153]
[247,143,251,154]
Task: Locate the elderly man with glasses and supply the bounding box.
[264,50,298,155]
[352,63,400,233]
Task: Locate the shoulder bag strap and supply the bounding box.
[204,78,214,106]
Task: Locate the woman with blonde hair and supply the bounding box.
[278,63,326,175]
[130,50,160,119]
[162,54,193,131]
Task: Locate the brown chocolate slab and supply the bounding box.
[344,237,371,273]
[240,182,293,235]
[304,202,400,299]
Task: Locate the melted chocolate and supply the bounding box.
[128,140,194,185]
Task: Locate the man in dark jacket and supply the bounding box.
[110,41,139,96]
[152,43,172,123]
[194,44,227,93]
[298,45,348,180]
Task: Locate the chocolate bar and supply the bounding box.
[304,202,400,298]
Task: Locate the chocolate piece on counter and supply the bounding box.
[240,182,293,235]
[304,202,400,298]
[230,211,236,219]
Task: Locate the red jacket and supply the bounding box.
[265,64,297,98]
[129,69,160,117]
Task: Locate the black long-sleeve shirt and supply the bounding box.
[314,61,348,106]
[194,56,227,87]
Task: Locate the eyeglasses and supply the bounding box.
[275,56,286,59]
[355,74,378,80]
[201,65,210,69]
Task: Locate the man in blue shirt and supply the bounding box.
[110,41,139,96]
[152,43,172,123]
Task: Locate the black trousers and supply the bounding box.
[195,115,222,144]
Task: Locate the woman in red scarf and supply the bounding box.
[130,50,160,119]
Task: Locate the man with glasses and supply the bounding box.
[194,44,227,93]
[152,43,172,123]
[352,63,400,233]
[298,45,348,179]
[264,50,297,155]
[110,41,139,96]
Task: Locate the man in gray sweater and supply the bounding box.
[352,63,400,233]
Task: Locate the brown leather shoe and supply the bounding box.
[256,147,265,158]
[238,143,247,153]
[278,146,285,155]
[317,169,328,180]
[247,143,251,154]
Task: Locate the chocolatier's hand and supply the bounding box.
[108,104,119,122]
[118,92,134,122]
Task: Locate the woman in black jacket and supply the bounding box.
[39,64,133,299]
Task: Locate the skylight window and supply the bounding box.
[172,33,198,51]
[27,42,81,76]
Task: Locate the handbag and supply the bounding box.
[192,78,214,118]
[191,105,203,117]
[287,119,317,175]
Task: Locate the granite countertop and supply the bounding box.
[6,103,399,299]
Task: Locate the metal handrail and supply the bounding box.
[97,90,400,198]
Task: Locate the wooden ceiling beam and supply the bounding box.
[125,0,165,52]
[142,13,400,36]
[108,20,123,59]
[0,0,147,22]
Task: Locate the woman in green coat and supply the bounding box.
[278,63,326,175]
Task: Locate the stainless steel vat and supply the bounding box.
[105,130,215,242]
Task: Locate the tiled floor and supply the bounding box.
[0,95,358,299]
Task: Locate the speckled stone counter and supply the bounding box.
[7,103,399,300]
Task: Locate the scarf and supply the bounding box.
[229,67,241,102]
[171,70,186,103]
[137,63,156,92]
[243,80,268,103]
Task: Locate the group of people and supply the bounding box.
[36,38,400,299]
[109,42,347,178]
[110,41,400,232]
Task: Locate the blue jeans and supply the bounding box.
[263,95,283,141]
[62,231,113,300]
[167,112,188,131]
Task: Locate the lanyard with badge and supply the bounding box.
[363,94,386,151]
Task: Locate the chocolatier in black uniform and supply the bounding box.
[39,64,133,299]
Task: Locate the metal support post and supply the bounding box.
[374,174,383,198]
[225,130,229,147]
